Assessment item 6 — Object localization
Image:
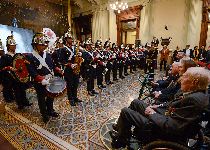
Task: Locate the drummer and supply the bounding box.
[26,32,63,123]
[0,33,32,109]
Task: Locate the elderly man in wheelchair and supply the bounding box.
[110,67,210,149]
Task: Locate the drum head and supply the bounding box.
[46,77,66,97]
[13,53,30,83]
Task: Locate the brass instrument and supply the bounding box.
[73,41,84,75]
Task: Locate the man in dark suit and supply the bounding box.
[110,67,209,149]
[183,45,193,58]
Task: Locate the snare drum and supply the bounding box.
[46,76,66,98]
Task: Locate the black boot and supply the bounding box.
[42,115,49,123]
[109,130,127,149]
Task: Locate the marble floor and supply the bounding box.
[0,70,164,150]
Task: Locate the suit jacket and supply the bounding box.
[183,48,193,58]
[160,48,169,61]
[149,91,209,136]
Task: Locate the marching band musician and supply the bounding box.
[103,40,113,85]
[137,46,146,70]
[118,44,125,79]
[55,29,82,106]
[94,40,106,89]
[111,43,119,81]
[26,32,62,123]
[123,45,130,76]
[0,33,32,109]
[82,38,98,96]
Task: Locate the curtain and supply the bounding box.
[186,0,202,47]
[67,0,71,27]
[108,10,117,44]
[92,10,109,43]
[139,1,152,46]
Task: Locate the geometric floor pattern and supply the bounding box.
[1,70,164,150]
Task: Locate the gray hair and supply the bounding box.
[184,67,210,91]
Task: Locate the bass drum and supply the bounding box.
[13,53,30,83]
[46,76,66,98]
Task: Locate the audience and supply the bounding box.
[110,67,210,149]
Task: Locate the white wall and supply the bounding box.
[140,0,202,49]
[150,0,189,49]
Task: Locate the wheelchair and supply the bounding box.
[138,73,154,99]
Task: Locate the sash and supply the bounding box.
[64,45,74,60]
[32,50,54,76]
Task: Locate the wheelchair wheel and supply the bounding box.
[142,140,190,150]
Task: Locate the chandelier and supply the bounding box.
[110,1,128,13]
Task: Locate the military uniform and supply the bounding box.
[26,32,60,122]
[82,45,97,96]
[0,34,31,109]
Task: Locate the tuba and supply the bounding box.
[73,41,84,75]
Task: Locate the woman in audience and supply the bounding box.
[110,67,210,149]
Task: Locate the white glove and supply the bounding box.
[122,54,125,57]
[71,64,77,69]
[92,64,97,68]
[103,62,107,66]
[41,78,50,86]
[45,74,52,80]
[105,68,108,72]
[78,52,82,57]
[96,53,100,58]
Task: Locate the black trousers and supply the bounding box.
[2,78,29,106]
[116,99,150,141]
[65,74,79,102]
[96,67,104,86]
[124,63,128,74]
[112,62,118,80]
[105,69,111,82]
[160,59,167,71]
[87,77,94,92]
[2,79,15,102]
[118,63,124,78]
[34,83,54,117]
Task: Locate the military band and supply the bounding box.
[0,29,210,125]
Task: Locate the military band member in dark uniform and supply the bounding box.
[0,34,32,109]
[82,38,98,96]
[94,41,106,89]
[26,32,61,123]
[56,29,82,106]
[111,43,119,81]
[103,41,113,85]
[123,46,130,76]
[118,45,125,79]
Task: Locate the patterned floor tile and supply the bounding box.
[1,70,164,149]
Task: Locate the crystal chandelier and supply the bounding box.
[110,1,129,13]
